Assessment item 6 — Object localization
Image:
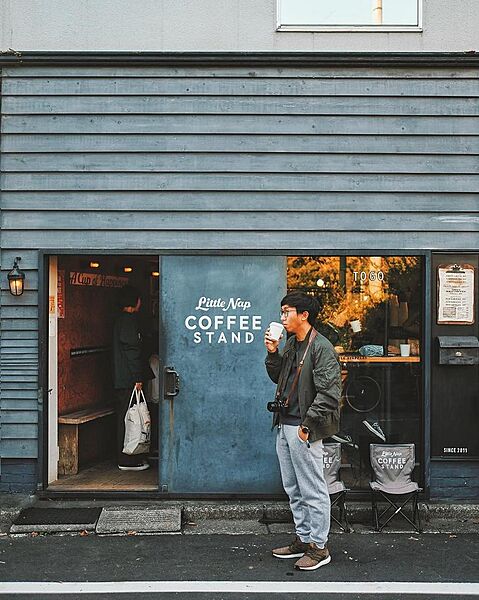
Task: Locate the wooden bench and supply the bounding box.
[58,407,115,475]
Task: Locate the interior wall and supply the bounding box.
[57,256,121,415]
[57,255,157,416]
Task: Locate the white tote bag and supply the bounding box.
[123,387,151,455]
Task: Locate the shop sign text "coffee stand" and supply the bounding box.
[184,296,262,345]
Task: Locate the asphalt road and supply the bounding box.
[0,532,477,599]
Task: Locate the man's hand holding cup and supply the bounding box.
[265,321,284,353]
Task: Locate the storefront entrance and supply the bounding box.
[47,254,160,492]
[46,253,286,495]
[45,253,424,495]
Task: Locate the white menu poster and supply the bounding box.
[437,264,475,324]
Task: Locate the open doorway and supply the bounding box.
[47,254,159,492]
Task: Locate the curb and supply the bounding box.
[3,496,479,536]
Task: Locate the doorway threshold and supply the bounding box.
[47,460,158,493]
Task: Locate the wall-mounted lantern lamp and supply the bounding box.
[8,257,25,296]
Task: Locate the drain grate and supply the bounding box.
[11,508,102,533]
[96,506,181,534]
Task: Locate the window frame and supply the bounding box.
[276,0,423,33]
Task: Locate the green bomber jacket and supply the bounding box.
[265,328,341,442]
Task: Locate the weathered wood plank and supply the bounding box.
[1,229,477,251]
[4,114,476,135]
[0,411,38,424]
[4,210,478,232]
[2,191,477,213]
[1,375,38,385]
[0,249,39,268]
[2,354,38,364]
[0,424,38,439]
[1,367,37,376]
[0,359,37,367]
[0,401,38,412]
[1,291,38,307]
[4,77,479,97]
[4,66,479,79]
[1,331,38,340]
[0,318,38,331]
[1,388,38,397]
[4,152,478,174]
[0,439,37,458]
[0,306,38,319]
[431,462,479,476]
[0,340,38,350]
[2,381,37,398]
[431,477,479,488]
[4,134,479,154]
[4,95,478,116]
[3,172,478,192]
[431,488,479,500]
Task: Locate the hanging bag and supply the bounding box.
[123,387,151,455]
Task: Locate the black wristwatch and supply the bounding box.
[300,426,310,435]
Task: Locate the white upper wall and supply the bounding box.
[1,0,478,53]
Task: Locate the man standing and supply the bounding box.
[113,285,153,471]
[265,292,341,570]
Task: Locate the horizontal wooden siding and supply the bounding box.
[0,64,478,471]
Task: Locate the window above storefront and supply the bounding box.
[277,0,422,32]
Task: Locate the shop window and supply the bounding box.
[277,0,421,31]
[288,256,423,491]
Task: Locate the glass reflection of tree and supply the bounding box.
[287,256,420,349]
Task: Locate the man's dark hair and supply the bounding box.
[118,285,140,309]
[281,291,320,326]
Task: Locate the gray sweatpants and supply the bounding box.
[276,424,331,548]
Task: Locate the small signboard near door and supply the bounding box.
[437,264,475,325]
[160,256,286,494]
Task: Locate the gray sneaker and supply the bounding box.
[272,536,309,559]
[294,543,331,571]
[362,420,386,442]
[331,433,359,450]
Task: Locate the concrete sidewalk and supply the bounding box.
[1,493,478,536]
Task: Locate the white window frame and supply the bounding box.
[276,0,423,32]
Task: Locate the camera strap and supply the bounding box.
[278,328,318,408]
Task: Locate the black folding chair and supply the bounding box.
[369,443,422,533]
[323,443,352,533]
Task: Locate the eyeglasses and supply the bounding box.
[280,309,297,319]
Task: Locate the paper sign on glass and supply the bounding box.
[437,264,475,325]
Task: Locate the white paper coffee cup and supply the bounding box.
[400,344,411,357]
[268,321,284,341]
[350,319,362,333]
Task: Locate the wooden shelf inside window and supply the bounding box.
[339,356,420,364]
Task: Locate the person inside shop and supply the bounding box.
[112,285,154,471]
[264,292,341,571]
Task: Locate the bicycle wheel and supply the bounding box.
[345,375,381,413]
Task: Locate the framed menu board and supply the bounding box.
[437,264,475,325]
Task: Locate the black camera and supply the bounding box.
[266,400,289,416]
